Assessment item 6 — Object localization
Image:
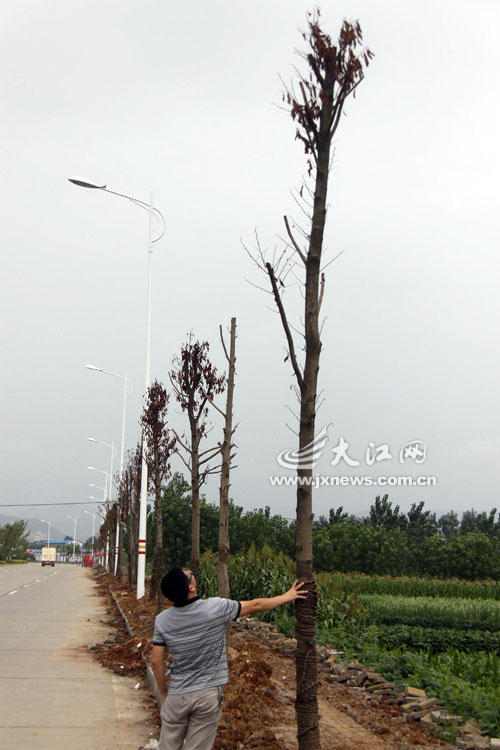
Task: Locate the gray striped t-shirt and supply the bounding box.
[153,597,241,694]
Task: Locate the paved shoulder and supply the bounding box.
[0,564,153,749]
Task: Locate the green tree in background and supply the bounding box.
[0,520,29,561]
[368,495,407,532]
[460,508,498,539]
[438,510,460,540]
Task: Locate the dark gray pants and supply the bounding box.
[159,687,222,750]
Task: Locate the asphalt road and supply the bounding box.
[0,562,153,749]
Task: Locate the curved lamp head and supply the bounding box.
[85,364,103,372]
[68,178,106,189]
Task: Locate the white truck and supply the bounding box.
[41,547,56,567]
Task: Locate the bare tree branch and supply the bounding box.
[176,451,192,473]
[318,272,325,312]
[219,324,230,362]
[200,389,226,419]
[243,276,273,295]
[321,249,345,273]
[284,215,307,265]
[198,443,221,458]
[265,262,304,391]
[172,429,190,454]
[199,447,222,467]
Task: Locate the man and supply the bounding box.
[151,567,307,750]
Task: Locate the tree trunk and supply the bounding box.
[190,430,201,582]
[217,317,237,599]
[150,447,163,603]
[293,52,338,750]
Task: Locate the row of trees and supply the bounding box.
[94,14,372,748]
[316,495,500,542]
[104,321,238,604]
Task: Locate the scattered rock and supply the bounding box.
[405,686,427,698]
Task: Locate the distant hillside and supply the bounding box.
[0,511,66,540]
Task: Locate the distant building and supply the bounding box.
[28,531,46,543]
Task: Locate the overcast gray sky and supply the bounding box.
[1,0,499,541]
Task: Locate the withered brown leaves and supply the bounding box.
[140,380,177,481]
[170,338,226,440]
[286,11,373,170]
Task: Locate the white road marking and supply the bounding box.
[8,590,18,595]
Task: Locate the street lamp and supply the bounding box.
[88,466,109,502]
[40,519,51,547]
[89,483,106,493]
[66,515,77,560]
[86,366,133,574]
[88,438,116,504]
[85,367,133,479]
[70,177,165,599]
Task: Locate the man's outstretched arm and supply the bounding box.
[239,579,308,618]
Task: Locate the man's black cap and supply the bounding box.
[161,567,189,604]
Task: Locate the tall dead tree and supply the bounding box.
[249,13,372,749]
[170,337,225,582]
[140,380,176,604]
[215,319,238,598]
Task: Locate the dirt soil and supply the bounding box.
[88,570,453,750]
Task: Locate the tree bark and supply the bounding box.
[150,446,164,604]
[190,427,201,582]
[217,318,237,599]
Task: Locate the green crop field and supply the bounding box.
[199,548,500,738]
[324,573,500,601]
[361,593,500,630]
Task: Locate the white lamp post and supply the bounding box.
[40,519,51,547]
[88,466,109,504]
[88,439,116,503]
[66,515,77,560]
[85,367,133,478]
[85,366,133,574]
[70,177,165,599]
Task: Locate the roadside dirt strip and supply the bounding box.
[91,569,454,750]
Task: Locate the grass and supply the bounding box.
[0,558,29,565]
